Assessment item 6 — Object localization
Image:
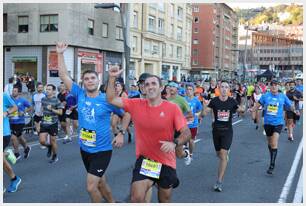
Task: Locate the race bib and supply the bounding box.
[217,111,230,122]
[140,158,162,179]
[43,115,53,123]
[10,111,19,119]
[65,110,72,115]
[80,128,96,147]
[211,93,215,98]
[267,104,278,116]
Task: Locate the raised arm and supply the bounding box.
[106,65,124,108]
[56,42,73,91]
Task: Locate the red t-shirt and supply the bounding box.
[123,98,187,169]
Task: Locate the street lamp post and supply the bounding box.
[95,3,130,89]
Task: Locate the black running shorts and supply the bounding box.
[10,123,25,137]
[66,109,78,120]
[286,111,295,120]
[80,149,112,177]
[33,115,42,123]
[264,124,283,137]
[131,156,180,189]
[40,123,58,136]
[3,136,11,150]
[212,127,233,151]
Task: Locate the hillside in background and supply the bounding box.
[234,4,303,26]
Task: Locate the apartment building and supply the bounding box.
[191,3,238,80]
[3,3,123,86]
[129,3,193,81]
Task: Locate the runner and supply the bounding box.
[39,84,63,163]
[184,84,203,165]
[64,91,78,144]
[3,93,21,193]
[32,82,46,135]
[9,86,32,160]
[107,66,191,203]
[285,81,302,141]
[57,82,68,141]
[251,85,263,130]
[251,79,296,175]
[205,80,245,192]
[56,42,131,203]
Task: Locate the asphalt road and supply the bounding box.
[3,114,303,203]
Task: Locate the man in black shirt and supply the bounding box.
[285,81,302,141]
[205,80,245,192]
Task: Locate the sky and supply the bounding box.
[227,2,301,9]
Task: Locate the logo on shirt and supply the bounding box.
[96,104,101,106]
[160,112,165,117]
[97,169,104,173]
[217,110,230,122]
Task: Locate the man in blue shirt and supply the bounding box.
[9,86,32,160]
[252,79,297,175]
[3,93,21,193]
[184,84,203,165]
[56,42,130,203]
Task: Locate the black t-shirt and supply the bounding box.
[57,92,67,110]
[208,97,239,129]
[286,89,302,109]
[208,86,217,100]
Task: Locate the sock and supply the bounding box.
[184,150,189,158]
[270,148,278,168]
[11,176,17,181]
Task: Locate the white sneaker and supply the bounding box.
[33,131,38,135]
[263,130,266,136]
[184,149,191,165]
[40,145,46,149]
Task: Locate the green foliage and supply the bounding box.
[236,4,303,26]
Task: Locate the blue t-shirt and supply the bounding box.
[179,87,186,96]
[185,96,203,128]
[3,93,16,136]
[9,97,31,124]
[296,85,303,93]
[70,83,124,153]
[66,92,77,109]
[259,92,292,126]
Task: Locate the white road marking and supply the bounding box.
[278,137,303,203]
[232,119,243,125]
[194,139,202,143]
[293,168,303,203]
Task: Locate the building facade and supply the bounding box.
[3,3,124,87]
[129,3,193,82]
[191,3,238,81]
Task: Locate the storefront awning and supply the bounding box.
[12,57,37,62]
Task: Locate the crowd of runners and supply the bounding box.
[3,42,303,202]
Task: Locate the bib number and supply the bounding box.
[43,115,52,123]
[217,111,230,122]
[80,128,96,147]
[140,159,162,179]
[267,105,278,116]
[65,110,72,115]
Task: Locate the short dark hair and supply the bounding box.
[13,85,19,90]
[289,81,296,85]
[37,82,43,87]
[220,80,229,85]
[46,84,56,91]
[145,74,162,87]
[82,70,99,79]
[9,77,14,83]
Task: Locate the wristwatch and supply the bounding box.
[119,129,126,135]
[173,138,179,147]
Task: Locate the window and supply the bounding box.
[162,43,166,56]
[194,28,199,33]
[148,16,155,32]
[169,44,174,57]
[193,39,199,44]
[133,11,138,28]
[40,15,58,32]
[116,26,123,40]
[192,59,198,65]
[144,40,151,54]
[194,17,199,23]
[88,19,94,35]
[170,24,174,37]
[177,26,182,40]
[158,18,164,34]
[152,42,159,55]
[192,49,198,56]
[102,23,108,37]
[132,36,137,52]
[18,16,29,33]
[177,7,183,19]
[170,4,174,17]
[193,6,199,12]
[177,46,182,58]
[3,13,7,32]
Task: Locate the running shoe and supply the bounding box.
[288,136,294,142]
[263,130,266,136]
[255,125,259,130]
[63,137,72,144]
[33,131,38,135]
[213,181,223,192]
[46,145,52,158]
[24,146,31,159]
[49,155,58,164]
[266,165,274,175]
[184,149,191,165]
[14,153,21,161]
[7,176,21,193]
